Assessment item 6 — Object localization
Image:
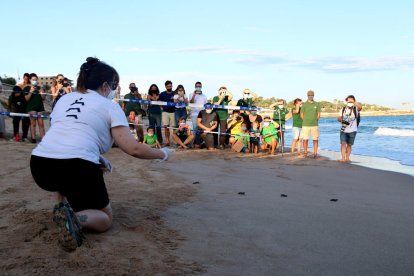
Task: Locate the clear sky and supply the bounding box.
[2,0,414,108]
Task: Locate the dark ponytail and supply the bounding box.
[76,57,119,93]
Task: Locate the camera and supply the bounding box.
[340,121,350,132]
[33,85,40,90]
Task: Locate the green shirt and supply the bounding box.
[291,107,303,128]
[261,124,278,143]
[237,98,254,108]
[212,95,230,121]
[144,134,158,145]
[235,132,250,147]
[24,86,44,112]
[124,93,142,116]
[272,106,289,124]
[300,101,321,126]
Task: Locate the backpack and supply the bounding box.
[342,106,360,127]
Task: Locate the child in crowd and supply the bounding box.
[228,110,244,145]
[128,111,138,140]
[261,116,279,155]
[143,127,161,148]
[234,122,250,153]
[172,117,194,149]
[249,121,261,154]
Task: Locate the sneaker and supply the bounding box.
[53,202,84,251]
[15,134,20,142]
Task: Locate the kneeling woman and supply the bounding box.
[30,57,173,251]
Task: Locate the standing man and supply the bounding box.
[270,98,290,150]
[189,81,207,130]
[159,80,175,146]
[337,95,362,163]
[237,89,257,115]
[122,83,144,141]
[213,86,233,149]
[300,90,321,158]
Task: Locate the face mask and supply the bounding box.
[263,122,270,127]
[278,104,284,109]
[243,94,249,100]
[195,87,202,92]
[106,89,116,100]
[347,102,354,107]
[130,87,137,92]
[167,88,172,92]
[148,133,154,136]
[241,126,247,131]
[179,122,186,126]
[308,96,314,101]
[31,80,38,86]
[206,109,212,114]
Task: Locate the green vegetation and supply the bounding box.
[0,75,17,86]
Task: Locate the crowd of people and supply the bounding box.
[119,80,330,158]
[1,73,363,160]
[0,57,363,252]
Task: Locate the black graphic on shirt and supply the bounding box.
[66,98,85,119]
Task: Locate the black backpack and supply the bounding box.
[342,106,360,127]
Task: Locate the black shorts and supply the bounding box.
[250,137,260,146]
[30,155,109,212]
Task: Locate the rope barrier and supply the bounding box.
[0,111,49,118]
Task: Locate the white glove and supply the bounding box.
[99,155,113,173]
[160,148,175,161]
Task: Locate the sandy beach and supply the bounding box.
[1,135,413,275]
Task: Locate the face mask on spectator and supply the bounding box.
[347,102,354,107]
[206,109,212,114]
[263,122,270,127]
[31,80,38,86]
[278,104,284,109]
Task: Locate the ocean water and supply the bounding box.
[283,115,414,174]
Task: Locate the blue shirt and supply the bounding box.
[159,91,175,113]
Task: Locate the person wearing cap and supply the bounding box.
[213,86,233,149]
[337,95,362,163]
[236,89,257,115]
[300,90,321,158]
[270,98,291,149]
[194,102,218,150]
[122,83,144,142]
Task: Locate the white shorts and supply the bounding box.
[292,127,302,140]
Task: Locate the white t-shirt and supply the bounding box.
[189,93,207,117]
[339,107,358,133]
[173,94,188,108]
[32,90,128,164]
